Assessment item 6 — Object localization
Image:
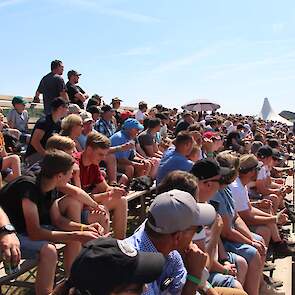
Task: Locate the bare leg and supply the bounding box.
[235,255,248,285]
[35,243,57,295]
[244,252,262,295]
[102,196,127,239]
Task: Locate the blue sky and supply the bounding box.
[1,0,295,115]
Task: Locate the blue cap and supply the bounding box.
[122,118,144,130]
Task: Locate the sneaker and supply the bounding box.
[263,261,276,271]
[263,274,284,288]
[272,241,295,258]
[260,281,285,295]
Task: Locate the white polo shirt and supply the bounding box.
[230,177,250,212]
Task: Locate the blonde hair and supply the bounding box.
[46,134,76,152]
[61,114,82,136]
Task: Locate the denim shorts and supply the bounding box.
[17,225,55,259]
[223,232,263,263]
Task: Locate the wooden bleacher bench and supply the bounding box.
[0,244,65,293]
[0,95,43,131]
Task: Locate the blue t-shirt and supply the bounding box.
[110,130,135,160]
[211,186,236,228]
[125,224,186,295]
[156,149,193,184]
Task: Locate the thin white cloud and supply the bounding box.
[0,0,24,9]
[56,0,160,23]
[152,48,217,73]
[117,47,154,56]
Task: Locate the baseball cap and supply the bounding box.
[251,141,263,155]
[51,97,68,109]
[101,104,114,113]
[122,118,144,130]
[239,154,262,172]
[67,70,81,79]
[69,238,165,295]
[111,97,122,104]
[92,94,103,100]
[191,159,231,181]
[68,103,82,114]
[257,145,273,159]
[203,131,220,140]
[147,189,216,234]
[121,110,133,121]
[139,101,147,107]
[87,105,101,115]
[272,149,285,161]
[80,111,93,123]
[12,96,27,105]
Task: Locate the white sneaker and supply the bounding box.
[260,282,285,295]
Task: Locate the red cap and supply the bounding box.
[121,110,133,121]
[203,131,219,139]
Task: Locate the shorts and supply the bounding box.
[17,225,55,259]
[223,232,263,263]
[208,252,238,288]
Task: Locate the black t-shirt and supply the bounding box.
[66,81,85,109]
[25,115,61,157]
[37,72,67,115]
[0,174,58,233]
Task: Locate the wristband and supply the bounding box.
[80,224,85,232]
[223,268,229,275]
[275,215,279,224]
[203,282,213,292]
[186,274,202,286]
[207,152,214,157]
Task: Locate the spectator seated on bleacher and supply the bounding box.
[230,155,295,260]
[137,118,163,159]
[111,118,151,180]
[0,207,21,271]
[94,104,117,138]
[156,131,194,184]
[60,114,83,151]
[6,96,30,144]
[53,237,165,295]
[25,97,68,166]
[134,101,148,124]
[0,150,103,295]
[73,131,128,239]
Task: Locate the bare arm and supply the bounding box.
[30,129,46,155]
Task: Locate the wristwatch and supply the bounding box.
[0,224,16,235]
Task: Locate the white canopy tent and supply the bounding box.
[258,97,293,126]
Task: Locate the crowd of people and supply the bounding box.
[1,59,295,295]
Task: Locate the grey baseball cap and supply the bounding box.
[147,189,216,234]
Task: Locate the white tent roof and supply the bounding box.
[258,97,293,126]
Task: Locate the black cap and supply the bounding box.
[101,104,114,113]
[191,158,231,180]
[272,149,284,161]
[67,70,81,79]
[51,97,68,109]
[69,238,165,295]
[87,105,101,114]
[257,145,273,159]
